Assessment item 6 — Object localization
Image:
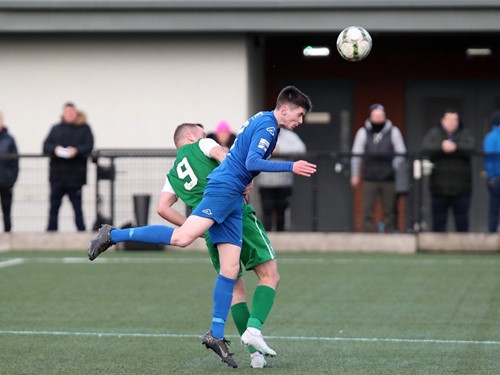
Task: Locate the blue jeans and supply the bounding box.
[488,177,500,232]
[431,192,471,232]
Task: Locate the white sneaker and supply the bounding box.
[250,351,267,368]
[241,327,277,357]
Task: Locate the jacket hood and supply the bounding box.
[75,111,87,126]
[364,118,393,134]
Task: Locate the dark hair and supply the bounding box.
[173,123,204,148]
[64,102,76,108]
[442,109,459,118]
[276,86,312,113]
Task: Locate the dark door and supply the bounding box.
[405,80,500,231]
[281,79,354,231]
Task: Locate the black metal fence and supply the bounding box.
[0,151,495,232]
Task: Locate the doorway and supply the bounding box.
[280,79,354,231]
[405,79,500,231]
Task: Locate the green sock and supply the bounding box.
[231,302,256,353]
[247,285,276,330]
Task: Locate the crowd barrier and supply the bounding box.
[0,150,497,234]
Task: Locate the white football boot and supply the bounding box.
[241,327,277,357]
[250,351,267,368]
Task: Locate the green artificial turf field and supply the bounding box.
[1,250,499,374]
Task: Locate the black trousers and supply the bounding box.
[259,187,292,231]
[0,186,13,232]
[48,184,85,231]
[431,192,471,232]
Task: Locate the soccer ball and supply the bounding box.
[336,26,372,62]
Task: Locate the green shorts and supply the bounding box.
[205,203,276,277]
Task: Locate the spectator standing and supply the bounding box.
[0,111,19,232]
[257,128,306,231]
[207,120,236,150]
[422,109,475,232]
[483,110,500,232]
[351,104,407,232]
[393,157,410,231]
[43,103,94,231]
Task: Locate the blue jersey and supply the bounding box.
[484,125,500,179]
[207,111,294,192]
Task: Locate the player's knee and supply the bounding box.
[274,271,281,288]
[259,270,280,290]
[268,271,280,290]
[220,263,240,280]
[170,232,196,248]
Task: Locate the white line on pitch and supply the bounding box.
[13,257,500,266]
[0,330,499,346]
[0,258,25,269]
[1,256,499,267]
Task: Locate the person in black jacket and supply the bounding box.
[0,111,19,232]
[43,103,94,231]
[421,109,475,232]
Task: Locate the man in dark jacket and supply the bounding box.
[0,111,19,232]
[43,103,94,231]
[422,109,475,232]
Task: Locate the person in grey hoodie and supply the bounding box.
[351,104,407,232]
[0,111,19,232]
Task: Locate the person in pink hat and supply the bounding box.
[207,121,236,149]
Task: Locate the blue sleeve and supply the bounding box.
[246,151,294,172]
[245,126,293,173]
[484,135,494,178]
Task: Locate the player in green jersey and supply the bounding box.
[158,123,280,369]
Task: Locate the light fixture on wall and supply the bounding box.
[466,48,492,57]
[303,46,330,57]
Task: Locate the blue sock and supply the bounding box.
[110,225,173,245]
[211,274,237,339]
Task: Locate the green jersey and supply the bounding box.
[166,139,219,210]
[163,137,276,274]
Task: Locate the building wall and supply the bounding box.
[0,34,249,154]
[1,33,251,232]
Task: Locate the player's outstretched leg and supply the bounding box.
[201,330,238,368]
[88,224,115,261]
[88,224,175,261]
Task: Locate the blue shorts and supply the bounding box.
[191,182,244,248]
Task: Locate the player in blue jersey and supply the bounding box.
[88,86,316,368]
